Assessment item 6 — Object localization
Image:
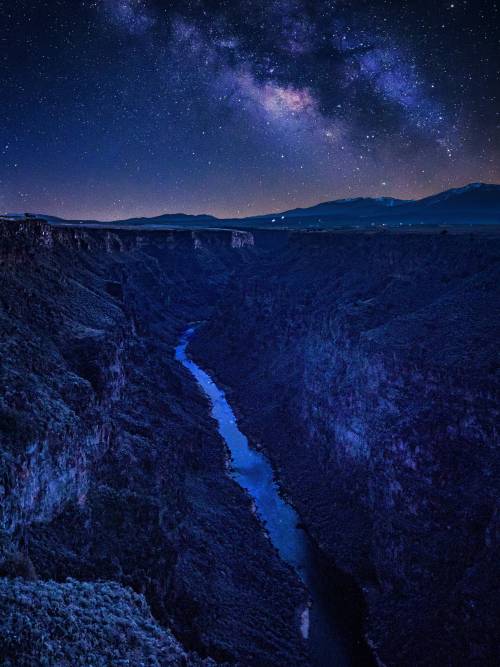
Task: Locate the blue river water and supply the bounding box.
[175,326,354,666]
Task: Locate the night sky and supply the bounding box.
[1,0,499,220]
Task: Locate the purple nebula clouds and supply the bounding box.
[104,0,155,34]
[2,0,498,219]
[231,74,317,120]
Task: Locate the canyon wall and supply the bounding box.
[0,220,308,666]
[192,230,500,666]
[1,219,498,665]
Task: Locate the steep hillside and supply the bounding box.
[0,220,307,666]
[1,219,498,666]
[191,229,500,666]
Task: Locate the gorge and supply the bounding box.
[176,326,374,667]
[0,218,498,666]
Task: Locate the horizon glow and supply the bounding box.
[1,1,498,220]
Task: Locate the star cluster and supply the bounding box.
[1,0,498,219]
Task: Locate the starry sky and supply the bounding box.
[1,0,499,220]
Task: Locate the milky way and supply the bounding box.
[1,0,498,219]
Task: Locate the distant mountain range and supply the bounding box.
[245,183,500,229]
[3,183,500,230]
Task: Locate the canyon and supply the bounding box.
[0,218,498,666]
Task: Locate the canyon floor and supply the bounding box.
[0,219,498,666]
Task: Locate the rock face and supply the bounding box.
[191,231,500,666]
[0,219,308,666]
[1,219,498,666]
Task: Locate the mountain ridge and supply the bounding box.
[3,182,499,230]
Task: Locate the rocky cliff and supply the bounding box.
[191,230,500,666]
[0,219,308,666]
[1,219,498,666]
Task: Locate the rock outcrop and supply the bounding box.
[191,230,500,666]
[0,219,308,666]
[0,577,212,666]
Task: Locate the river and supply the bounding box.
[175,326,372,666]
